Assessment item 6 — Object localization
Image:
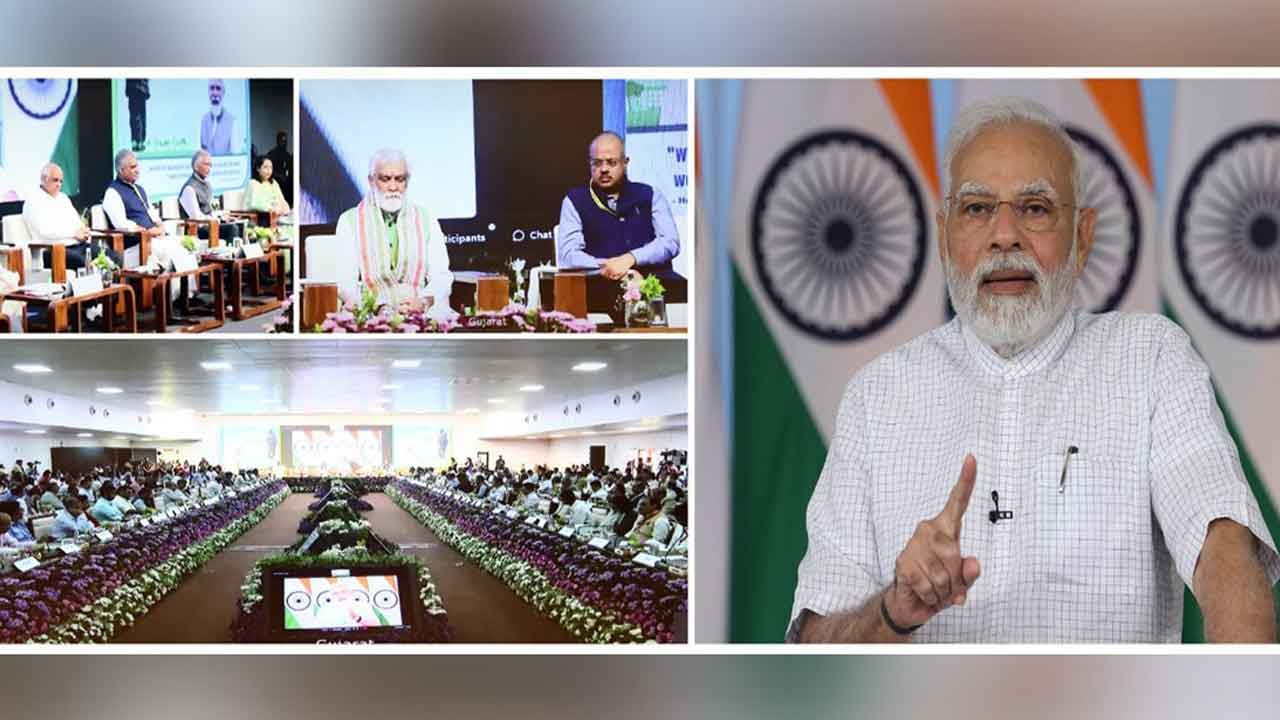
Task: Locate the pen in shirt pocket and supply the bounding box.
[1058,445,1078,493]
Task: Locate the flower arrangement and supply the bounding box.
[285,477,392,494]
[90,248,118,273]
[619,273,667,328]
[0,482,289,644]
[247,226,274,244]
[507,257,527,306]
[264,293,295,334]
[316,296,594,334]
[180,235,198,253]
[388,482,685,643]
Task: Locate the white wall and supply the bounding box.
[0,381,205,440]
[480,374,687,439]
[198,412,685,473]
[545,429,687,469]
[0,434,177,469]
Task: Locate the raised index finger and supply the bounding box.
[940,454,977,531]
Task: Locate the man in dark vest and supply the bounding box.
[557,131,680,280]
[101,149,164,266]
[177,149,242,241]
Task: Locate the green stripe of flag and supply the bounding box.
[1162,301,1280,643]
[729,263,827,643]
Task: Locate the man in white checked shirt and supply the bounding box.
[789,97,1280,643]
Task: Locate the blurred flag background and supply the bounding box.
[696,78,1280,642]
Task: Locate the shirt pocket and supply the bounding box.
[1030,453,1147,592]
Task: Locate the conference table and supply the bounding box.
[5,283,138,333]
[199,248,286,321]
[120,263,225,333]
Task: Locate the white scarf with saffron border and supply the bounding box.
[355,196,429,307]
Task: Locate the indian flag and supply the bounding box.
[951,79,1160,313]
[726,80,944,641]
[1158,79,1280,639]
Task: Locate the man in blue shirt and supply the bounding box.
[89,484,125,524]
[49,497,95,540]
[556,132,680,280]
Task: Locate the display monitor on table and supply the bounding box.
[265,564,417,641]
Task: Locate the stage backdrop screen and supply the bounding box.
[0,78,80,201]
[282,425,391,475]
[219,424,281,471]
[109,78,251,199]
[392,424,452,469]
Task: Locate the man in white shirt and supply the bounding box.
[22,163,122,271]
[790,97,1280,644]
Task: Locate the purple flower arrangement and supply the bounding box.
[0,482,287,643]
[390,481,686,643]
[313,299,595,334]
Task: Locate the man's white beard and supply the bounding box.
[209,103,223,118]
[373,190,403,213]
[945,236,1077,359]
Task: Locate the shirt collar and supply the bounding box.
[960,306,1077,379]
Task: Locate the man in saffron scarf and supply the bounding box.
[335,148,455,320]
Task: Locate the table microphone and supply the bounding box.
[988,490,1013,524]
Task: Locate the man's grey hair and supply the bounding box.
[942,96,1086,209]
[114,148,136,173]
[39,162,61,182]
[589,131,625,159]
[368,148,410,179]
[191,149,211,170]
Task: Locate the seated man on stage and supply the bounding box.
[22,163,123,270]
[102,149,165,266]
[178,150,243,241]
[557,131,680,280]
[335,148,456,321]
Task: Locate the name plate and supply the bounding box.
[243,243,265,259]
[14,557,41,573]
[492,507,504,516]
[524,516,539,526]
[69,273,104,297]
[204,498,218,507]
[95,530,113,543]
[59,541,81,555]
[505,509,519,520]
[298,529,321,554]
[588,537,610,550]
[632,552,660,568]
[141,518,153,527]
[558,526,576,538]
[172,250,200,273]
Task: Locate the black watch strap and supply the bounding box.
[880,596,922,636]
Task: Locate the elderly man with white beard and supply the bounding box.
[789,97,1279,644]
[334,148,456,321]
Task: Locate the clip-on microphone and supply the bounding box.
[988,490,1013,524]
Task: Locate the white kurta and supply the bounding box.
[790,308,1280,643]
[335,199,453,312]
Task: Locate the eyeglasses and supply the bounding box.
[590,158,623,169]
[946,195,1076,234]
[374,173,408,184]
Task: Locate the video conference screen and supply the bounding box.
[109,78,252,199]
[299,79,688,272]
[0,78,80,201]
[282,425,391,474]
[283,573,407,630]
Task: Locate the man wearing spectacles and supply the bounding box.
[334,148,456,321]
[556,131,680,280]
[790,97,1278,643]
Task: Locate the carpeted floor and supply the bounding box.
[115,492,575,643]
